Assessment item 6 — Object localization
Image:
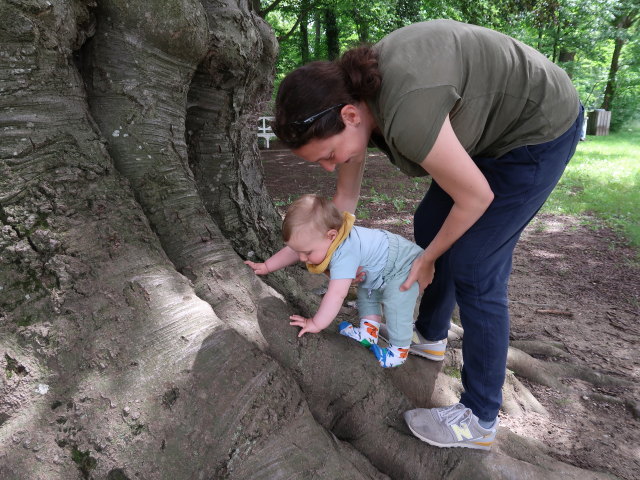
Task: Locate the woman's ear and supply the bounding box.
[340,104,361,127]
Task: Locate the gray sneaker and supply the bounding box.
[404,403,498,450]
[378,324,447,361]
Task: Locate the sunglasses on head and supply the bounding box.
[290,103,346,132]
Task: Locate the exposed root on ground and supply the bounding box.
[445,327,634,421]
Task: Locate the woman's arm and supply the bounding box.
[333,152,366,214]
[289,278,352,336]
[333,153,368,283]
[401,115,494,291]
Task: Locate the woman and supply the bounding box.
[271,19,582,450]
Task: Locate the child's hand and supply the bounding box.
[289,315,323,337]
[244,260,269,275]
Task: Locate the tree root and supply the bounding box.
[511,339,572,359]
[256,297,613,479]
[444,326,635,423]
[502,371,548,416]
[507,346,632,390]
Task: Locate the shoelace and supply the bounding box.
[437,403,471,426]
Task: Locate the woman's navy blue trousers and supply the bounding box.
[413,106,584,422]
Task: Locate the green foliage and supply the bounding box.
[609,36,640,130]
[4,354,27,379]
[357,206,371,220]
[392,197,406,212]
[71,448,98,479]
[444,365,461,379]
[261,0,639,143]
[610,71,640,131]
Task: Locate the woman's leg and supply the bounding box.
[453,110,583,422]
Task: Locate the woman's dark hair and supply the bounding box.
[272,46,381,149]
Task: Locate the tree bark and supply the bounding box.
[314,11,322,59]
[601,36,624,111]
[558,49,576,78]
[601,11,638,111]
[300,0,310,63]
[324,7,339,60]
[0,2,376,478]
[353,8,370,43]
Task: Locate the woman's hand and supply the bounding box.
[289,315,323,337]
[400,254,435,293]
[244,260,269,275]
[353,266,366,285]
[326,267,365,285]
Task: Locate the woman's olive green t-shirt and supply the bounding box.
[368,20,579,177]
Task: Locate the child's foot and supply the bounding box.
[379,323,447,361]
[369,344,410,368]
[338,319,380,347]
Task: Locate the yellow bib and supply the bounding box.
[306,212,355,274]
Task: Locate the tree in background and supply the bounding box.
[325,4,340,59]
[300,0,311,63]
[600,0,639,129]
[394,0,423,27]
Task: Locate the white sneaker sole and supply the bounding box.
[409,344,446,361]
[405,421,494,451]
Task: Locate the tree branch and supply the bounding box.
[260,0,287,17]
[277,7,310,41]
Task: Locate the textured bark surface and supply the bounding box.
[0,1,621,479]
[1,1,373,478]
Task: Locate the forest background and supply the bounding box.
[256,0,640,131]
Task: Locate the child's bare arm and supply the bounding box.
[244,246,300,275]
[289,278,352,336]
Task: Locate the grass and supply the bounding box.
[359,186,412,215]
[542,127,640,248]
[443,366,461,379]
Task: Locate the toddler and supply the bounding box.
[245,194,423,368]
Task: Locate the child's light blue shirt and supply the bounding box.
[328,226,389,290]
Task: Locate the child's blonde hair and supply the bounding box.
[283,195,343,242]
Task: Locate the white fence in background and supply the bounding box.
[257,116,276,148]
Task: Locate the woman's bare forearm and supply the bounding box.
[333,153,366,213]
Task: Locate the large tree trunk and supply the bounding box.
[0,1,375,478]
[0,1,620,479]
[353,8,370,43]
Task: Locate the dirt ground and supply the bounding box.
[259,145,640,480]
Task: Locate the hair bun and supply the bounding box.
[337,46,381,100]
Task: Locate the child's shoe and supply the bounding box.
[369,344,410,368]
[339,319,380,347]
[379,323,447,361]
